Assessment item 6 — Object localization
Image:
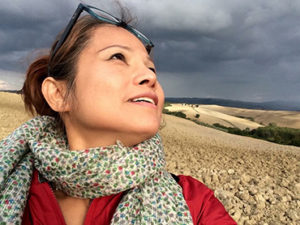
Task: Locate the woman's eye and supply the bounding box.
[110,53,125,61]
[149,67,156,73]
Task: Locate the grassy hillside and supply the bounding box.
[0,92,31,139]
[164,103,300,147]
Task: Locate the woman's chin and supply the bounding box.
[134,121,160,135]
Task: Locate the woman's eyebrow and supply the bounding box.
[97,45,131,53]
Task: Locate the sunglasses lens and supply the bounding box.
[88,8,119,23]
[133,27,154,47]
[87,6,153,51]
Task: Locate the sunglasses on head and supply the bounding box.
[51,3,154,59]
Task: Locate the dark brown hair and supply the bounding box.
[22,11,133,124]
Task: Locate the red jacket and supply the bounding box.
[22,170,236,225]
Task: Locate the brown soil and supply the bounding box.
[160,114,300,225]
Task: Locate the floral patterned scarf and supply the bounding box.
[0,116,193,224]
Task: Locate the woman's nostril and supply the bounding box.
[139,80,148,85]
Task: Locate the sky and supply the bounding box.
[1,0,300,102]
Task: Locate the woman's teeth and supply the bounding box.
[132,97,155,105]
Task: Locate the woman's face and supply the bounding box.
[66,24,164,147]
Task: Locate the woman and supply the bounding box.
[0,3,236,225]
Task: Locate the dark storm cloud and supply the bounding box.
[131,0,300,101]
[1,0,300,101]
[0,0,75,74]
[0,1,67,49]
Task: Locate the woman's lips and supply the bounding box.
[128,92,158,106]
[129,100,157,109]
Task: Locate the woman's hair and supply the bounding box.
[22,9,133,124]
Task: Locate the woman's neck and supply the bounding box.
[54,189,91,225]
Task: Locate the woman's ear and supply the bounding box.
[41,77,71,112]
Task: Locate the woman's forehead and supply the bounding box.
[89,24,147,53]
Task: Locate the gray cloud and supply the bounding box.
[1,0,300,102]
[0,80,9,89]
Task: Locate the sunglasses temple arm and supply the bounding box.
[52,5,84,56]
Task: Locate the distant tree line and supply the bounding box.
[163,104,300,147]
[163,107,187,118]
[213,123,300,147]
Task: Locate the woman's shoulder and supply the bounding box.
[176,175,212,195]
[174,174,237,225]
[176,174,217,206]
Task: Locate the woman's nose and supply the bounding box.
[133,66,157,88]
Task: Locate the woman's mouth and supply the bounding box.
[128,93,158,109]
[129,98,157,109]
[131,97,155,105]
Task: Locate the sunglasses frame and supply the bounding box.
[51,3,154,60]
